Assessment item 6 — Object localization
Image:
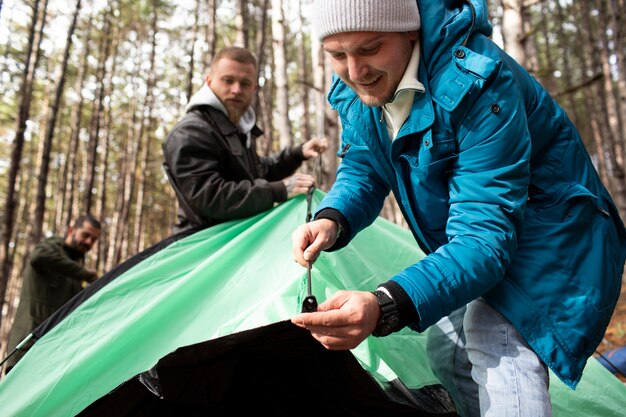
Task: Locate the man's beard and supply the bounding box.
[69,235,89,254]
[358,92,394,107]
[226,106,244,123]
[343,76,394,107]
[225,99,250,124]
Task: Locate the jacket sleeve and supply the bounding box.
[260,144,306,182]
[30,240,94,282]
[163,117,287,224]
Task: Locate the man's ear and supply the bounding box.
[204,73,211,86]
[64,226,75,245]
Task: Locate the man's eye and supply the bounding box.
[362,46,380,55]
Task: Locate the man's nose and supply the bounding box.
[231,82,243,94]
[347,57,366,82]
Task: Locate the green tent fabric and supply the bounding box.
[0,191,625,416]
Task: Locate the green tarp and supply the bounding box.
[0,191,625,416]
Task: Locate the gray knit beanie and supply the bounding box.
[312,0,421,41]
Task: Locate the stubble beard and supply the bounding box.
[358,92,394,107]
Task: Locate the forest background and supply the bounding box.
[0,0,625,381]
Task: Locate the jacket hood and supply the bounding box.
[418,0,492,69]
[185,83,257,136]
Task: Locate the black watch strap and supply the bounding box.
[371,290,400,337]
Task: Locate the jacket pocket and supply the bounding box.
[399,137,457,233]
[524,183,621,312]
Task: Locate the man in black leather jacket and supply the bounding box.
[163,46,327,233]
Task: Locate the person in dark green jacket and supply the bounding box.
[4,214,101,374]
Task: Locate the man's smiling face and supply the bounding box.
[323,31,418,107]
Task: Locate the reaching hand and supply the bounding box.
[292,218,340,265]
[283,173,316,199]
[302,137,329,159]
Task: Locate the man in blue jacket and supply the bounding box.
[291,1,626,416]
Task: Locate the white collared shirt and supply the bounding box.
[382,39,425,140]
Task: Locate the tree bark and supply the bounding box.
[579,0,626,214]
[500,0,527,66]
[0,0,46,331]
[32,0,83,245]
[203,0,217,69]
[132,2,159,255]
[235,0,249,48]
[297,0,311,145]
[186,0,201,102]
[82,7,113,214]
[271,0,292,148]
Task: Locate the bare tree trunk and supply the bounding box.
[83,7,113,214]
[23,58,53,255]
[579,0,626,214]
[271,0,292,148]
[536,1,557,94]
[254,0,270,135]
[0,0,46,331]
[132,2,158,255]
[255,0,269,74]
[323,52,339,189]
[311,38,325,141]
[311,38,339,190]
[32,0,82,245]
[500,0,526,66]
[110,50,142,266]
[254,0,272,154]
[261,55,275,155]
[599,0,625,168]
[203,0,217,69]
[259,82,274,155]
[607,0,626,167]
[95,18,121,273]
[235,0,249,48]
[297,0,311,144]
[186,0,201,102]
[55,20,92,233]
[552,0,582,131]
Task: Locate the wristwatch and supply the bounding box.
[371,289,400,337]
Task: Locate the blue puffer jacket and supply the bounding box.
[316,0,626,388]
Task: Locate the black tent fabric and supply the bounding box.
[79,321,458,417]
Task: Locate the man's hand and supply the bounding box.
[291,290,381,350]
[302,137,329,159]
[283,174,316,199]
[292,218,340,266]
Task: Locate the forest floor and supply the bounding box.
[595,280,626,383]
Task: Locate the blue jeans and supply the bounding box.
[426,299,552,417]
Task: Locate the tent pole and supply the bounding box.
[0,333,33,376]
